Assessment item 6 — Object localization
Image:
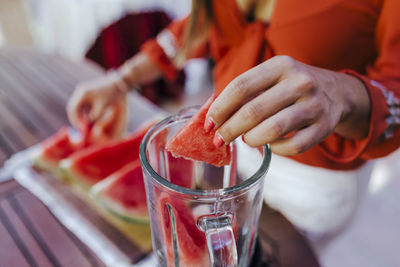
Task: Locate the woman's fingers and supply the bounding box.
[242,99,320,147]
[93,98,127,140]
[206,57,287,131]
[91,106,116,140]
[214,78,301,145]
[88,98,107,122]
[269,123,328,156]
[67,90,86,128]
[206,55,316,147]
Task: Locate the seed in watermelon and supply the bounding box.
[90,159,149,223]
[166,96,231,167]
[158,193,209,267]
[60,121,155,189]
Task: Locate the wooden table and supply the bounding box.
[0,47,320,267]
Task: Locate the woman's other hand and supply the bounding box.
[205,56,371,156]
[67,52,164,141]
[67,72,128,141]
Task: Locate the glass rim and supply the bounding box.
[139,109,271,197]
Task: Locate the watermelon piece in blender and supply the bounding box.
[166,96,231,167]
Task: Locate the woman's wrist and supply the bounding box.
[111,52,163,95]
[334,72,371,139]
[107,70,132,95]
[118,59,139,89]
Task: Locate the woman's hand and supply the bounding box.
[67,72,128,141]
[205,56,371,156]
[67,52,164,141]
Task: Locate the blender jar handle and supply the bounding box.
[199,214,238,267]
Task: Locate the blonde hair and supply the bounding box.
[178,0,276,63]
[177,0,213,64]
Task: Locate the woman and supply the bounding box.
[68,0,400,254]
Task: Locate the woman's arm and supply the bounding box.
[117,52,163,90]
[116,15,210,90]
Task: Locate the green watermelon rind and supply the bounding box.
[31,149,70,182]
[57,119,160,190]
[90,176,149,225]
[91,194,149,225]
[60,159,149,224]
[59,159,94,191]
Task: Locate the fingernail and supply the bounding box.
[213,133,225,148]
[204,117,215,133]
[241,135,247,144]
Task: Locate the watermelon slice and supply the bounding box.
[90,160,149,223]
[32,127,90,178]
[166,96,231,167]
[33,100,128,177]
[60,122,155,189]
[158,194,209,267]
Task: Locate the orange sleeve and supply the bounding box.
[317,0,400,163]
[141,16,209,81]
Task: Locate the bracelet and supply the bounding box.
[108,70,140,94]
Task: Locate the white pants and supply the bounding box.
[263,154,373,255]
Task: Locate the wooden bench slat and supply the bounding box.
[18,58,71,100]
[0,152,7,166]
[0,180,20,197]
[0,202,33,267]
[9,56,71,103]
[0,102,41,148]
[11,190,96,267]
[0,62,67,121]
[34,170,148,263]
[0,67,66,131]
[37,55,104,83]
[0,92,55,140]
[1,197,54,267]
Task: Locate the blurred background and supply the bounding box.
[0,0,399,266]
[1,0,190,59]
[0,0,212,107]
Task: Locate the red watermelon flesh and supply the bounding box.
[90,160,148,223]
[33,126,91,175]
[60,122,155,188]
[158,194,209,267]
[166,96,231,167]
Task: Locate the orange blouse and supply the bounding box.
[141,0,400,170]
